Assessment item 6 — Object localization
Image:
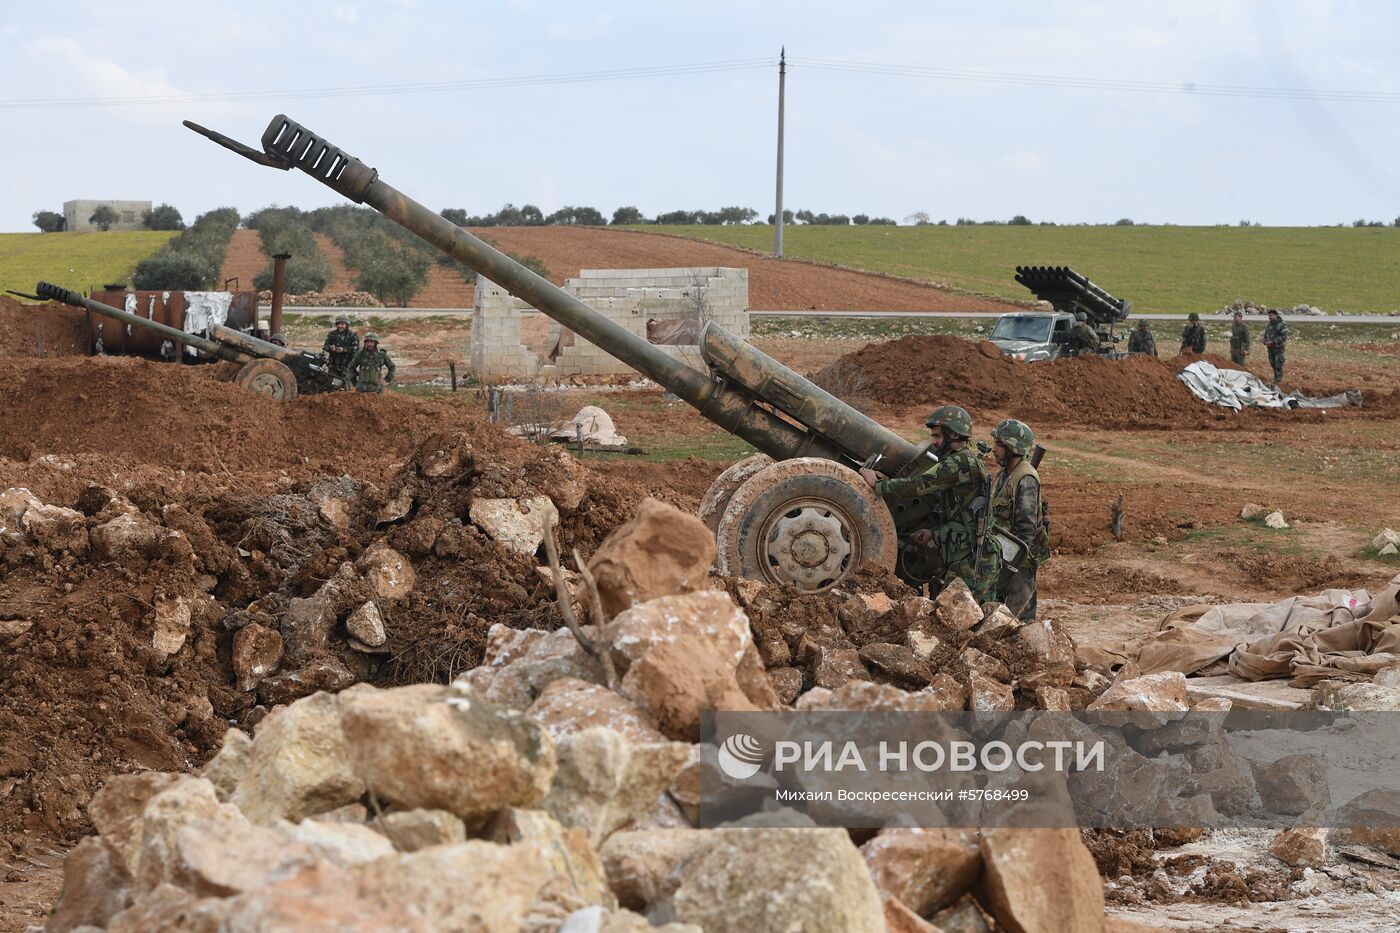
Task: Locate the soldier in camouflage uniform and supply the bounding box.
[1229,311,1250,366]
[1127,320,1157,357]
[1180,312,1206,355]
[860,405,996,603]
[1067,311,1100,356]
[347,333,396,394]
[1262,309,1289,383]
[989,419,1047,621]
[322,315,359,381]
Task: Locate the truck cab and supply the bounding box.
[996,265,1133,362]
[988,311,1076,362]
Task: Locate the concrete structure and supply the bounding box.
[471,266,750,380]
[63,199,152,232]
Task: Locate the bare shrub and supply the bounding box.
[811,356,874,404]
[501,383,568,444]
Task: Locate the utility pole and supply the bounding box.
[773,47,787,258]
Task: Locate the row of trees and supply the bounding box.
[245,206,336,295]
[438,203,900,227]
[130,208,240,290]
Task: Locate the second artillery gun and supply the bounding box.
[185,113,993,593]
[26,282,345,399]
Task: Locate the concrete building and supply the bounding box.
[471,266,750,380]
[63,199,152,232]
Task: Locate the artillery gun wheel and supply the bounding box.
[234,359,299,400]
[697,453,774,532]
[714,458,898,592]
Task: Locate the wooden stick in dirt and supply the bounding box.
[542,512,616,688]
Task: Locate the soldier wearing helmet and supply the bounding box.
[322,314,359,381]
[990,419,1047,621]
[1066,310,1101,357]
[859,404,996,602]
[1228,310,1250,367]
[1180,312,1206,355]
[1127,319,1157,357]
[347,333,396,394]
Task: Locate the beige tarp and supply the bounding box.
[1135,573,1400,686]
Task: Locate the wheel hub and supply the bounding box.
[247,373,288,399]
[762,501,855,591]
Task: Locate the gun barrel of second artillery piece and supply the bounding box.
[35,282,251,363]
[207,323,307,365]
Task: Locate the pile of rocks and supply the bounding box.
[1213,300,1324,316]
[41,499,1165,933]
[737,573,1093,712]
[255,290,383,308]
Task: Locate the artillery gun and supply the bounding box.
[185,114,955,592]
[28,282,345,399]
[991,266,1132,362]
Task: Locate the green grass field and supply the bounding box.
[627,224,1400,315]
[0,231,175,299]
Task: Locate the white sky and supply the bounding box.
[2,0,1398,231]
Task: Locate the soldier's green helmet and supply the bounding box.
[991,419,1035,457]
[924,404,973,438]
[1188,312,1200,322]
[335,314,349,325]
[363,332,380,343]
[1075,311,1087,322]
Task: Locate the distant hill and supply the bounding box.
[632,224,1400,315]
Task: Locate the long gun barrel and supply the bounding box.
[35,282,252,362]
[184,115,924,472]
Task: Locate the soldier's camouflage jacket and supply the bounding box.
[1230,321,1250,353]
[1127,328,1156,356]
[348,347,396,388]
[1262,319,1289,349]
[1180,323,1206,353]
[323,327,359,358]
[875,445,987,569]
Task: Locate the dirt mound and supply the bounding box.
[0,375,678,841]
[0,294,90,357]
[820,335,1377,428]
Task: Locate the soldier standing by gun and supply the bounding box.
[860,405,996,602]
[1230,310,1250,367]
[1067,311,1101,356]
[1127,320,1157,357]
[1262,308,1289,383]
[989,419,1048,621]
[1180,312,1207,355]
[322,315,359,382]
[347,333,396,394]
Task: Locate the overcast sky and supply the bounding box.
[3,0,1398,232]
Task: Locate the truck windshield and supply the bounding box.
[991,316,1054,342]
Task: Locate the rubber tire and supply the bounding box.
[714,457,898,591]
[697,453,774,532]
[234,358,299,401]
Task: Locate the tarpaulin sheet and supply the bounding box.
[1178,360,1362,411]
[1134,573,1400,686]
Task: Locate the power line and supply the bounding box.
[790,56,1400,104]
[0,58,773,110]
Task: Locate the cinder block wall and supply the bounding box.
[470,267,750,379]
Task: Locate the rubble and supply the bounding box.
[470,495,559,555]
[1263,510,1289,529]
[1251,754,1330,815]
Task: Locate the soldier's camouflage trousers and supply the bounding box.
[1230,347,1247,366]
[1268,347,1285,381]
[998,564,1038,622]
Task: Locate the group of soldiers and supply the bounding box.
[321,315,397,393]
[860,407,1049,621]
[1124,310,1290,382]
